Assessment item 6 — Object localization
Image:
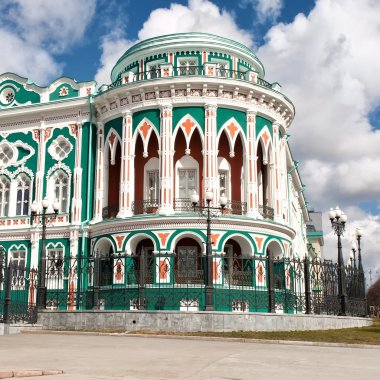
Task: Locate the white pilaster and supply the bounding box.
[204,103,218,204]
[246,110,259,217]
[92,122,104,222]
[273,122,282,222]
[159,105,174,214]
[72,123,82,225]
[118,110,134,217]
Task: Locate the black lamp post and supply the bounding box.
[30,198,59,310]
[191,189,227,311]
[356,227,365,298]
[329,206,348,316]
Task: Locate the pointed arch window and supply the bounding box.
[0,175,10,217]
[16,174,31,216]
[53,171,69,213]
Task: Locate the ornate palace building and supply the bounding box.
[0,33,317,313]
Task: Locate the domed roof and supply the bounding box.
[111,32,265,82]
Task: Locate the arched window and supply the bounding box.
[53,171,69,213]
[0,175,10,216]
[16,174,31,216]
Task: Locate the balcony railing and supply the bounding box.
[259,204,274,220]
[223,200,247,216]
[102,205,119,219]
[174,198,197,212]
[131,199,159,215]
[99,66,274,93]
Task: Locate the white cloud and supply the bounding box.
[257,0,380,278]
[240,0,283,23]
[95,30,136,86]
[0,28,61,85]
[95,0,254,85]
[138,0,254,48]
[4,0,96,53]
[0,0,96,85]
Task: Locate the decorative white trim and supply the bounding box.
[46,162,72,178]
[48,135,73,162]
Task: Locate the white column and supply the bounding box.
[34,120,46,206]
[118,111,134,217]
[246,110,259,217]
[204,103,218,204]
[72,123,82,224]
[273,122,282,221]
[92,122,104,222]
[159,105,174,214]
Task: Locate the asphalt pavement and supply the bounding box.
[0,332,379,379]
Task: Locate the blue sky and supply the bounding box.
[0,0,379,285]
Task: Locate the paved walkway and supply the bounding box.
[0,332,379,379]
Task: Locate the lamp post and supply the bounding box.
[356,227,365,298]
[329,206,348,316]
[30,198,59,310]
[191,189,227,311]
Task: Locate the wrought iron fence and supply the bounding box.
[0,250,38,324]
[0,250,367,320]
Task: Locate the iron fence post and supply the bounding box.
[93,255,100,310]
[138,249,146,310]
[304,257,311,314]
[3,260,12,324]
[267,253,275,313]
[204,206,214,311]
[337,233,347,316]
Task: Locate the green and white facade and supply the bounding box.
[0,33,314,313]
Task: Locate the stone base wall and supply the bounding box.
[38,311,372,332]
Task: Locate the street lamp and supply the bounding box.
[30,198,59,309]
[329,206,348,315]
[355,227,365,298]
[191,190,227,311]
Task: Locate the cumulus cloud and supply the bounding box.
[95,0,254,85]
[95,29,136,86]
[138,0,254,47]
[257,0,380,276]
[240,0,283,23]
[0,0,96,84]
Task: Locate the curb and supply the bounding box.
[21,329,380,349]
[0,370,63,379]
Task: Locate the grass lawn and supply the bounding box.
[128,318,380,345]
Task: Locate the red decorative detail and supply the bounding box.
[115,235,125,250]
[182,119,195,136]
[86,88,92,95]
[211,233,220,247]
[33,129,40,141]
[159,260,168,279]
[44,128,53,141]
[69,124,78,137]
[248,116,254,123]
[127,118,132,124]
[255,236,264,251]
[7,220,11,225]
[139,122,151,139]
[163,68,169,77]
[0,220,4,226]
[109,131,117,147]
[59,87,69,97]
[124,76,129,83]
[262,131,269,145]
[58,216,64,222]
[115,262,123,281]
[13,219,19,225]
[227,122,238,139]
[158,232,170,247]
[207,67,214,75]
[21,219,26,224]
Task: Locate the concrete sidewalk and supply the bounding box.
[1,332,379,379]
